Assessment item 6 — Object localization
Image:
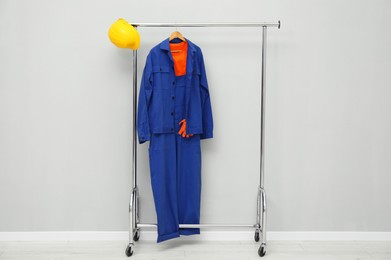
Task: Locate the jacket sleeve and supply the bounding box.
[137,54,153,144]
[199,50,213,139]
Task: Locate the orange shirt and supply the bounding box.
[169,41,188,76]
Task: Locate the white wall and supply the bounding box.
[0,0,390,232]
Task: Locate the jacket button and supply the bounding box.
[172,96,175,100]
[170,112,174,116]
[160,67,162,71]
[172,81,175,85]
[170,128,174,132]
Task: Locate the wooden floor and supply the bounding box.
[0,240,391,260]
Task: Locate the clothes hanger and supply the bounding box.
[169,24,186,42]
[169,28,186,53]
[169,31,186,42]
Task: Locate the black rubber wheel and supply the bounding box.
[258,246,266,257]
[133,231,140,241]
[254,231,260,242]
[125,245,133,257]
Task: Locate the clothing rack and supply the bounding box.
[126,21,281,258]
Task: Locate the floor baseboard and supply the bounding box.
[0,231,390,241]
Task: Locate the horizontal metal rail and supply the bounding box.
[130,21,281,29]
[137,223,258,228]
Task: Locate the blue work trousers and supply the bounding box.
[148,75,202,243]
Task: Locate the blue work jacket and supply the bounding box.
[138,38,213,144]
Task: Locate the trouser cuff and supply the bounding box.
[157,231,180,243]
[179,228,200,236]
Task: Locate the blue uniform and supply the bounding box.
[138,38,213,242]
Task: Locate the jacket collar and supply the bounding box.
[159,38,197,54]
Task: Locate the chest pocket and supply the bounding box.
[152,66,171,89]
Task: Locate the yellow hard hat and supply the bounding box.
[108,18,140,50]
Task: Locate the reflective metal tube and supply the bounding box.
[259,26,268,252]
[260,26,267,189]
[130,21,280,28]
[137,223,257,228]
[132,50,138,188]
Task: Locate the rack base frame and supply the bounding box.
[124,21,280,258]
[125,186,267,257]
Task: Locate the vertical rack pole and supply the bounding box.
[132,50,138,182]
[258,25,268,256]
[126,48,138,257]
[132,48,138,230]
[260,26,267,189]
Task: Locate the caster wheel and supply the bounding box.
[125,245,133,257]
[254,230,260,242]
[258,246,266,257]
[133,231,140,241]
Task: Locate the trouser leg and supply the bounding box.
[149,133,180,243]
[177,134,202,235]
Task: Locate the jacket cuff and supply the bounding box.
[200,129,213,140]
[138,123,151,144]
[138,134,150,144]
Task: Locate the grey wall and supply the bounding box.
[1,0,390,232]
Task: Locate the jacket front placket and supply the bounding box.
[163,40,195,132]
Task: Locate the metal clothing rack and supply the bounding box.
[125,21,281,258]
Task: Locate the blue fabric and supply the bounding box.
[138,39,213,243]
[148,74,202,243]
[138,38,213,144]
[149,132,202,243]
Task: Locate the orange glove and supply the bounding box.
[178,119,193,138]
